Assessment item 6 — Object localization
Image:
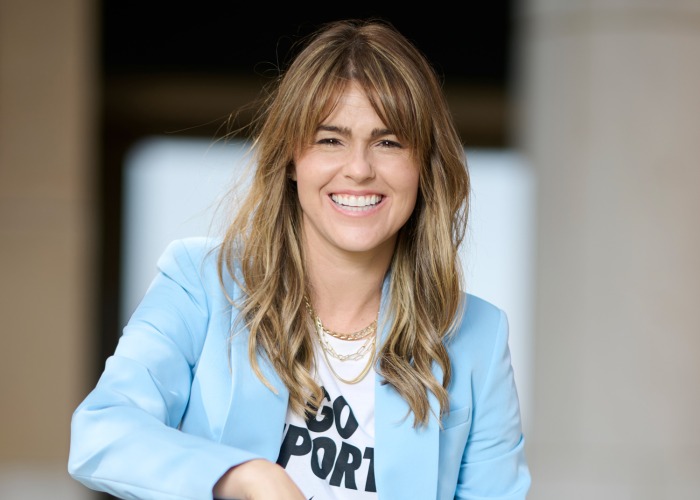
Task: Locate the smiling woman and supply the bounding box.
[69,18,530,500]
[293,82,420,261]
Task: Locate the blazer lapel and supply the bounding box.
[220,314,289,460]
[373,278,440,499]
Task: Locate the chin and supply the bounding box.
[334,235,395,256]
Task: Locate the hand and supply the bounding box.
[213,459,306,500]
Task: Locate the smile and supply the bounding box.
[330,193,383,211]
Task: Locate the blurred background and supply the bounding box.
[1,1,699,499]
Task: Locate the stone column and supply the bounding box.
[513,1,700,498]
[0,0,96,497]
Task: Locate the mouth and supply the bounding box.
[330,193,384,212]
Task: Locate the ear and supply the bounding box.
[288,164,297,181]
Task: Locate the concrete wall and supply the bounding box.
[0,0,96,498]
[513,1,700,498]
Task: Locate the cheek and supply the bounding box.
[291,157,312,188]
[403,170,420,204]
[292,153,325,183]
[396,174,420,221]
[405,190,419,219]
[293,166,324,210]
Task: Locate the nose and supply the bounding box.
[342,147,375,182]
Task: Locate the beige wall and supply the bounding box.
[0,0,95,497]
[514,1,700,498]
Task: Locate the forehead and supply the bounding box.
[320,82,387,128]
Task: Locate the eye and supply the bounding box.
[377,139,402,149]
[317,137,342,146]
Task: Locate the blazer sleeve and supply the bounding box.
[456,308,531,499]
[68,239,259,500]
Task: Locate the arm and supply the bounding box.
[213,460,305,499]
[456,309,531,499]
[68,239,261,499]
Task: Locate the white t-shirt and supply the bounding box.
[279,333,377,499]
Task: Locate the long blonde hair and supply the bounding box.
[218,18,469,427]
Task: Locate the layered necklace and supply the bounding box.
[304,297,378,385]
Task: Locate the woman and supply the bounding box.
[68,18,531,499]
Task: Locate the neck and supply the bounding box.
[303,242,391,334]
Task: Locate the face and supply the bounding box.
[292,82,419,261]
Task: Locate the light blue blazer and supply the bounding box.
[68,237,530,499]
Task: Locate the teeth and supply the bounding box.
[331,194,383,210]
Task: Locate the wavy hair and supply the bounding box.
[218,18,469,427]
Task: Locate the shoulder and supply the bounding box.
[154,236,236,299]
[158,236,223,268]
[460,293,505,331]
[449,293,507,347]
[445,293,516,409]
[155,236,225,279]
[448,293,510,373]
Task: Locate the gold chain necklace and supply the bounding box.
[317,338,376,385]
[304,296,378,384]
[317,328,375,361]
[304,297,377,341]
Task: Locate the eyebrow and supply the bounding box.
[317,124,394,139]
